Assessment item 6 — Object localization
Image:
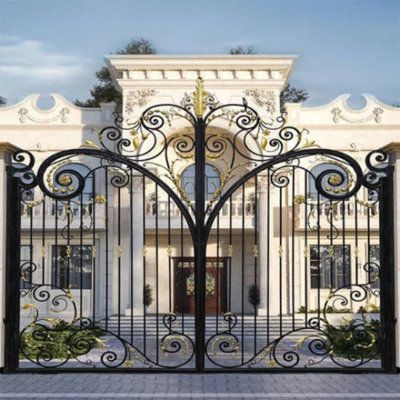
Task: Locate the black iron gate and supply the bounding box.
[4,79,396,372]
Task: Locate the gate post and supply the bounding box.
[381,142,400,371]
[0,143,20,372]
[194,117,206,371]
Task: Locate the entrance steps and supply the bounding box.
[98,315,307,340]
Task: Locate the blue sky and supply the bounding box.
[0,0,399,107]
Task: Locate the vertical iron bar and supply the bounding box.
[142,175,147,356]
[130,170,133,344]
[194,117,206,371]
[54,199,58,288]
[291,168,295,329]
[379,166,396,372]
[67,199,70,288]
[241,182,245,363]
[80,192,83,327]
[105,169,109,330]
[92,171,96,324]
[330,200,333,289]
[168,194,172,333]
[155,184,159,364]
[317,194,321,326]
[254,175,258,355]
[279,187,283,337]
[304,171,308,326]
[180,212,185,332]
[355,197,359,285]
[267,169,270,344]
[41,197,45,284]
[342,200,346,287]
[117,187,121,336]
[4,172,22,373]
[216,211,220,332]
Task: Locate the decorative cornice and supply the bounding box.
[18,106,70,124]
[331,106,383,124]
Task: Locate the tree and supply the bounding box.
[280,83,309,111]
[229,45,256,55]
[229,46,309,110]
[0,96,6,106]
[75,38,156,108]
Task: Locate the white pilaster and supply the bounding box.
[124,175,144,316]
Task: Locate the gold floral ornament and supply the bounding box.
[294,195,306,204]
[261,129,270,151]
[328,174,342,186]
[130,128,140,150]
[59,174,72,186]
[94,194,107,204]
[187,77,218,118]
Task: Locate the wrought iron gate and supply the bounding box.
[4,79,396,372]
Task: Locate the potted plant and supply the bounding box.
[147,192,159,215]
[248,284,260,310]
[246,192,256,213]
[143,284,154,310]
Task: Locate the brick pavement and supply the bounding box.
[0,373,400,399]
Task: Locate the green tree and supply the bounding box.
[229,46,309,110]
[229,45,256,55]
[75,38,156,108]
[0,96,6,106]
[280,83,309,111]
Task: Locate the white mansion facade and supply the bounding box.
[1,55,400,369]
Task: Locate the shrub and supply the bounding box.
[143,284,154,308]
[20,319,105,360]
[324,318,380,360]
[248,284,260,307]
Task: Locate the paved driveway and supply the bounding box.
[1,373,400,399]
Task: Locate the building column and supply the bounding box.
[124,175,144,316]
[0,143,20,368]
[257,176,280,315]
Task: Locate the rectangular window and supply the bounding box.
[310,245,350,289]
[369,245,380,289]
[20,245,32,288]
[51,245,92,289]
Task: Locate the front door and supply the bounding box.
[174,257,227,315]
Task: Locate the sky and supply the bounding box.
[0,0,399,108]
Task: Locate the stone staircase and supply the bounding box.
[98,315,307,341]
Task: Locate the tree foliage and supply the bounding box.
[229,45,309,110]
[74,38,156,108]
[0,96,6,106]
[229,45,256,55]
[280,83,309,111]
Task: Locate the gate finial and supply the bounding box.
[194,77,206,117]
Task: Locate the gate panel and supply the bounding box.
[11,155,196,370]
[204,155,390,369]
[4,78,395,372]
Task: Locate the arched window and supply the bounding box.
[308,163,348,200]
[180,164,220,201]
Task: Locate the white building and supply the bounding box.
[1,55,400,371]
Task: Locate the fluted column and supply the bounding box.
[257,174,281,316]
[122,175,144,316]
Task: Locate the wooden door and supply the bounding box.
[174,257,227,315]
